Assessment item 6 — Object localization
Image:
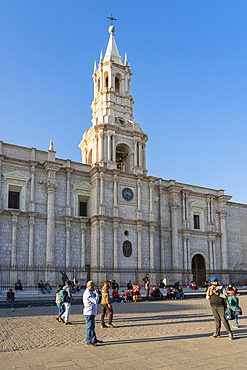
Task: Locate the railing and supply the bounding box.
[0,264,247,289]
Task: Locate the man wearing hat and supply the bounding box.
[206,276,233,340]
[83,281,103,347]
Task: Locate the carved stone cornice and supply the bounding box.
[43,161,62,173]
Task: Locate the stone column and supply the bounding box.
[29,164,36,212]
[113,221,118,268]
[149,179,154,222]
[93,137,97,164]
[169,202,179,270]
[80,220,87,268]
[112,135,116,162]
[99,130,104,164]
[11,211,20,265]
[107,133,111,162]
[136,177,142,219]
[143,143,147,174]
[133,140,137,167]
[99,219,105,268]
[168,183,182,271]
[46,180,56,265]
[65,217,72,267]
[160,228,165,270]
[113,173,118,217]
[66,165,73,217]
[212,240,216,270]
[100,64,103,90]
[28,212,38,266]
[99,170,105,215]
[109,61,113,89]
[137,223,142,268]
[139,143,143,168]
[208,239,213,271]
[149,225,155,269]
[182,192,187,229]
[219,211,228,270]
[187,238,191,270]
[183,237,187,270]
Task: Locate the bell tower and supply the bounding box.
[79,20,148,175]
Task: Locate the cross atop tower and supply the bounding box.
[107,14,117,26]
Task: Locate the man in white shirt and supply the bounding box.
[83,280,103,347]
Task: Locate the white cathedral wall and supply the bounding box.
[34,219,46,265]
[226,203,247,271]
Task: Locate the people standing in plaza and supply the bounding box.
[127,280,133,291]
[228,290,241,328]
[101,280,114,328]
[7,289,15,311]
[55,285,65,322]
[206,276,233,340]
[61,280,75,325]
[83,280,103,347]
[60,271,68,286]
[143,273,149,288]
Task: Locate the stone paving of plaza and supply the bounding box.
[0,296,247,369]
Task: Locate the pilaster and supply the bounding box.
[10,210,21,265]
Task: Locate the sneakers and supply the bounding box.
[56,316,60,321]
[107,323,115,328]
[210,334,220,338]
[101,324,108,328]
[229,333,233,340]
[86,342,97,347]
[64,322,72,325]
[232,324,239,328]
[59,317,64,323]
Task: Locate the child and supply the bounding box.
[112,289,118,303]
[121,290,127,302]
[55,285,65,322]
[126,289,132,302]
[228,290,241,328]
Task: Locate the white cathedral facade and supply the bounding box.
[0,25,247,288]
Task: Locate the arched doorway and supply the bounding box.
[192,254,206,286]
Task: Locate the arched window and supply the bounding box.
[88,149,92,165]
[115,77,120,94]
[104,71,108,89]
[97,78,101,94]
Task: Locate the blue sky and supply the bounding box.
[0,1,247,203]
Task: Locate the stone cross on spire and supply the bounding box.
[107,14,117,26]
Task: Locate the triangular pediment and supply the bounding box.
[3,171,30,183]
[73,181,91,197]
[190,201,205,210]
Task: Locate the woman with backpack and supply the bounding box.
[55,285,65,323]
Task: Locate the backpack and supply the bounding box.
[58,289,67,303]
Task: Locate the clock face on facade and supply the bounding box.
[122,187,134,201]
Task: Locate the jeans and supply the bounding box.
[234,311,240,325]
[56,303,65,317]
[61,302,71,323]
[84,315,97,344]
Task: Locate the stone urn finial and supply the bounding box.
[49,141,54,151]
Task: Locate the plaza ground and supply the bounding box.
[0,296,247,369]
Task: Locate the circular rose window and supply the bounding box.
[123,240,132,258]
